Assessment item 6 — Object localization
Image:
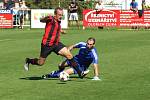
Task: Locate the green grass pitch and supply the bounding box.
[0,28,150,100]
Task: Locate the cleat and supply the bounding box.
[24,58,30,71]
[49,70,60,78]
[50,71,55,75]
[80,70,90,79]
[91,76,101,81]
[79,71,84,79]
[42,71,56,79]
[83,69,90,75]
[42,74,50,79]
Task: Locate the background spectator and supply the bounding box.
[3,0,14,9]
[68,0,79,29]
[12,1,20,27]
[0,2,4,9]
[94,0,104,29]
[130,0,143,18]
[130,0,138,13]
[95,0,104,11]
[18,0,29,29]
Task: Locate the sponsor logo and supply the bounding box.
[0,10,11,14]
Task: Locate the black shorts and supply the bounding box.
[40,42,66,58]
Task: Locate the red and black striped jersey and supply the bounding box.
[42,16,61,46]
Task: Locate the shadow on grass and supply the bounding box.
[70,76,91,79]
[57,82,67,84]
[19,76,92,82]
[19,77,58,81]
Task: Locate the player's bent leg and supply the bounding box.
[24,58,30,71]
[24,58,39,71]
[24,57,45,71]
[58,47,73,59]
[58,47,83,78]
[82,69,90,77]
[42,70,63,79]
[58,59,68,71]
[38,57,46,66]
[64,68,74,75]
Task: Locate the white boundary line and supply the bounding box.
[0,39,12,42]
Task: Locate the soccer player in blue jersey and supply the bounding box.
[42,37,101,80]
[130,0,138,13]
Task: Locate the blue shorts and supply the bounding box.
[67,57,88,74]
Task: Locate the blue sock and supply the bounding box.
[49,70,63,78]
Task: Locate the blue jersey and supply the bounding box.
[49,42,99,77]
[74,42,98,67]
[130,2,138,8]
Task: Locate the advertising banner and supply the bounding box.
[0,10,13,28]
[31,9,68,28]
[83,9,150,27]
[143,11,150,27]
[83,9,120,27]
[120,10,144,27]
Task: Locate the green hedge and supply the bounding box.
[25,0,95,20]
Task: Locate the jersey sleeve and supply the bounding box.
[130,3,132,7]
[74,42,86,48]
[47,16,54,23]
[91,48,99,64]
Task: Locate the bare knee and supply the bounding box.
[62,50,73,59]
[38,59,45,66]
[65,53,73,59]
[59,47,73,59]
[38,62,44,66]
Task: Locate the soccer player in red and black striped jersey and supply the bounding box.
[24,7,83,78]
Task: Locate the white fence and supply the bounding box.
[13,9,30,29]
[12,9,68,29]
[30,9,68,29]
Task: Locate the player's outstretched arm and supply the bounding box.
[68,44,76,51]
[92,64,101,80]
[40,16,51,23]
[60,29,66,34]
